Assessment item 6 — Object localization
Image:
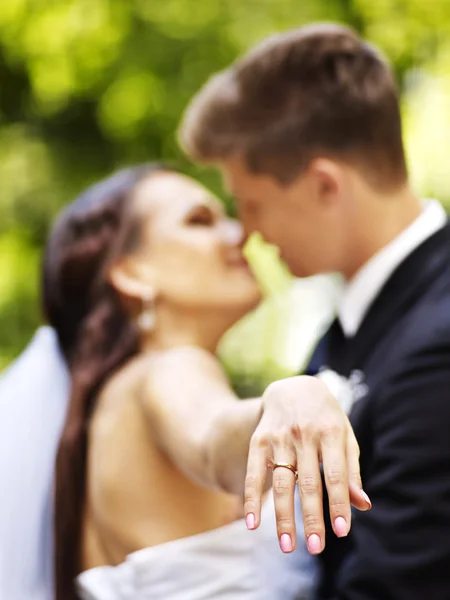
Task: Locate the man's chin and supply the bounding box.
[283,257,326,279]
[287,263,315,279]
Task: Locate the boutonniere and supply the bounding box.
[317,368,368,415]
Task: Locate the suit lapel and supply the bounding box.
[327,221,450,376]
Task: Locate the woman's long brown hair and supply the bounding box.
[42,164,170,600]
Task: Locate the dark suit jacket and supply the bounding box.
[317,222,450,600]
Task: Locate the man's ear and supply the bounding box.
[108,257,156,304]
[308,158,344,208]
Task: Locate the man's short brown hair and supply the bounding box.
[179,23,408,189]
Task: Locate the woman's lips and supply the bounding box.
[227,253,250,269]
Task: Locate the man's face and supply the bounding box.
[220,157,351,278]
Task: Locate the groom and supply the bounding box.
[180,23,450,599]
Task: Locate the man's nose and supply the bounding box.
[238,210,258,240]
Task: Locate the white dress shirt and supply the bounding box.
[338,200,447,337]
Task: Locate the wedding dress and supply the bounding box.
[76,492,317,600]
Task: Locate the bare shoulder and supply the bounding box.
[132,347,231,408]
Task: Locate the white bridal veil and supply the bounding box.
[0,326,69,600]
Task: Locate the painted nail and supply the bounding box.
[245,513,255,530]
[280,533,293,553]
[307,533,322,554]
[360,489,372,508]
[334,516,348,538]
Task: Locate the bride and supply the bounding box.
[39,164,366,599]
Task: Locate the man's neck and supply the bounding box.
[338,197,447,337]
[343,185,422,280]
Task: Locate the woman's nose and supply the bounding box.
[222,219,247,247]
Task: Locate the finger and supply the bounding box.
[320,425,351,539]
[244,434,269,531]
[349,482,372,511]
[271,452,298,553]
[346,424,372,511]
[297,443,325,555]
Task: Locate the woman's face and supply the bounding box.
[127,172,262,317]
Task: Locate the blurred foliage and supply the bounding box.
[1,0,450,380]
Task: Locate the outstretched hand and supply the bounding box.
[244,376,371,554]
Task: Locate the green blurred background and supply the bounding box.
[1,0,450,391]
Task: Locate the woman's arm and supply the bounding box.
[140,347,260,492]
[139,346,369,554]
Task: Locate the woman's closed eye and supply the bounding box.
[186,205,215,227]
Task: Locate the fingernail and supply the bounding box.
[334,516,348,538]
[280,533,293,553]
[307,533,322,554]
[245,513,255,530]
[360,490,372,508]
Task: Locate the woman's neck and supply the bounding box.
[139,305,239,355]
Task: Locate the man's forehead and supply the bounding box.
[219,159,262,200]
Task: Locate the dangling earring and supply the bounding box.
[136,292,156,333]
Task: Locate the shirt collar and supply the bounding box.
[338,199,447,338]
